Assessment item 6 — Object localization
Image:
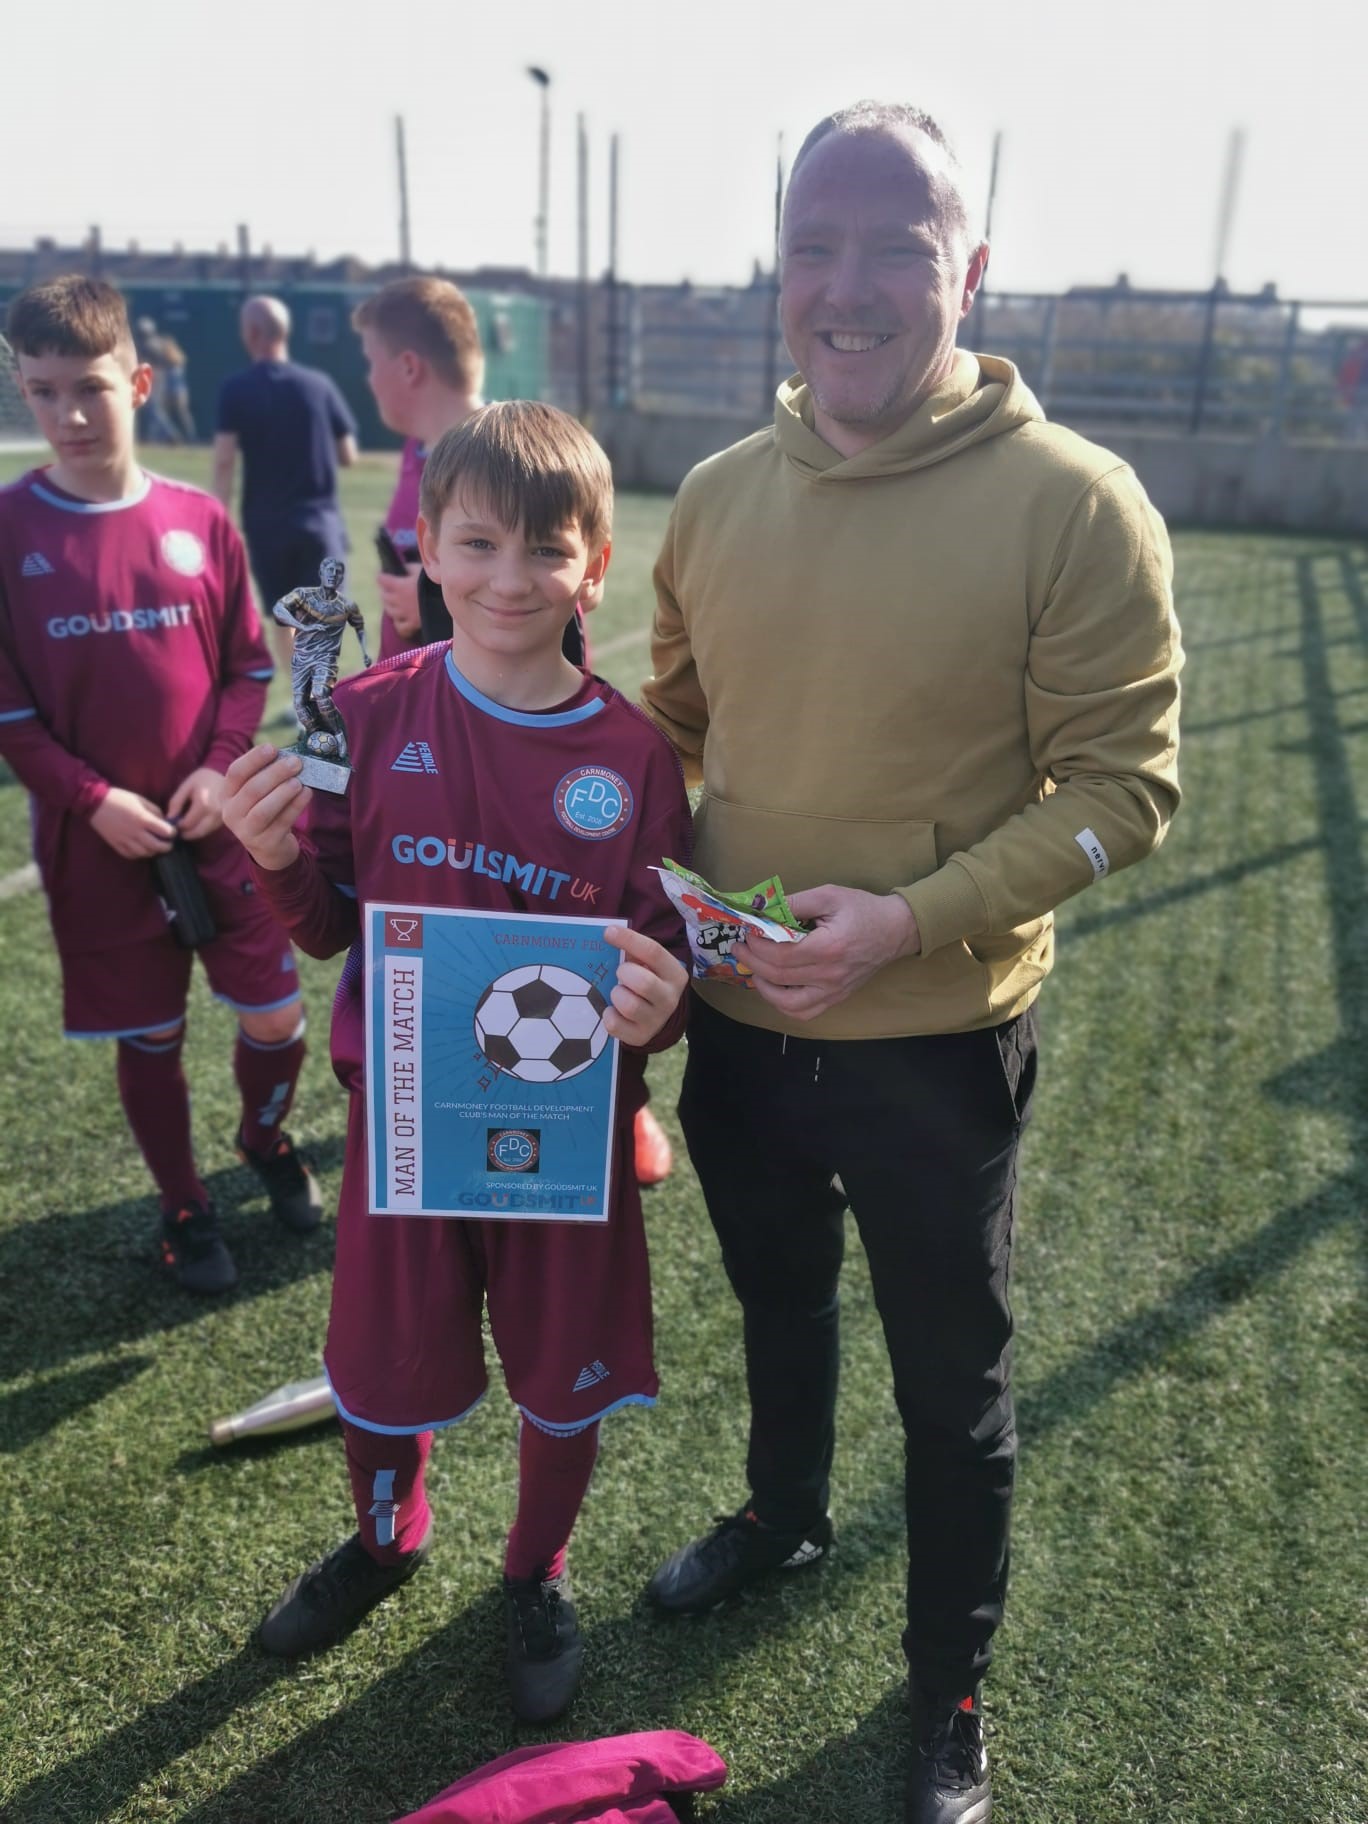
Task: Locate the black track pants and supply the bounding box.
[678,992,1037,1695]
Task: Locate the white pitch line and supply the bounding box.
[0,862,38,899]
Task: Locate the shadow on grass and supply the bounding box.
[1178,624,1298,652]
[710,1686,907,1824]
[0,1353,154,1453]
[3,1646,288,1824]
[1060,835,1326,943]
[1181,680,1368,737]
[6,1577,840,1824]
[0,1135,344,1382]
[1018,1171,1362,1447]
[1043,550,1367,1446]
[11,1134,1358,1824]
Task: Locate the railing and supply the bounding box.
[592,282,1368,441]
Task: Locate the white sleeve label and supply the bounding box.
[1075,827,1110,879]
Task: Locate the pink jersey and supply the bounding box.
[379,438,426,661]
[0,468,272,954]
[254,644,693,1091]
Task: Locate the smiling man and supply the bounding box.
[642,102,1184,1824]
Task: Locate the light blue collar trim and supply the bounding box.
[444,651,604,728]
[31,472,152,514]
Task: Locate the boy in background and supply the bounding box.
[0,277,322,1295]
[350,277,484,658]
[222,401,689,1720]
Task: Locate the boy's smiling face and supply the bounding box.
[417,491,610,668]
[18,346,151,481]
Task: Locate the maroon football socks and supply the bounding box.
[234,1017,306,1155]
[117,1030,206,1213]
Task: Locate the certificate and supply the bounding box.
[363,903,621,1221]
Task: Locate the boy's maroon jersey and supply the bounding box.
[253,645,693,1433]
[0,469,272,953]
[256,644,693,1091]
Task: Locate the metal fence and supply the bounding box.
[590,280,1368,441]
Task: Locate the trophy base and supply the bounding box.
[287,743,352,795]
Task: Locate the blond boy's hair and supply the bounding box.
[7,275,136,361]
[420,401,613,551]
[351,277,484,393]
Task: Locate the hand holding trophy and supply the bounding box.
[272,558,372,794]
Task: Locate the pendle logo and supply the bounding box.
[391,740,439,774]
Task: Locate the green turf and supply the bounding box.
[0,447,1365,1821]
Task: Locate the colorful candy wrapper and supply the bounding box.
[653,859,806,989]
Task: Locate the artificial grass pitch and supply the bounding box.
[0,447,1364,1820]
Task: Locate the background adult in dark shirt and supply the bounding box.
[213,296,358,670]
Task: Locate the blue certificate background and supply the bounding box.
[364,903,620,1221]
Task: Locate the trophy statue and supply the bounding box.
[271,558,372,793]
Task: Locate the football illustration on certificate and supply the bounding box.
[363,903,621,1221]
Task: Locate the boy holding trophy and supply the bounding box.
[223,401,690,1721]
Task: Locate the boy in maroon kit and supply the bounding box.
[222,401,690,1721]
[0,277,322,1295]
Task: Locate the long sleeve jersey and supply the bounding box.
[0,467,271,954]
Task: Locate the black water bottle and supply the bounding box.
[151,838,217,949]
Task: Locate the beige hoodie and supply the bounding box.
[643,351,1182,1040]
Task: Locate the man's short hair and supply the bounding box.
[352,276,484,393]
[242,295,291,343]
[788,101,972,245]
[419,400,613,551]
[7,276,136,361]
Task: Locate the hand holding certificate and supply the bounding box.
[601,923,689,1046]
[364,904,684,1223]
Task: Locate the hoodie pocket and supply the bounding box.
[693,792,940,898]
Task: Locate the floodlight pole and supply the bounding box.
[763,133,784,411]
[607,131,622,405]
[577,112,591,419]
[396,115,412,272]
[527,66,552,276]
[1191,126,1246,434]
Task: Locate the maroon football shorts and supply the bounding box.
[324,1094,658,1437]
[59,833,301,1038]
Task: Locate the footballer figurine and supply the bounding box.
[272,558,372,792]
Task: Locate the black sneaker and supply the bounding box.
[503,1566,584,1722]
[237,1128,324,1234]
[158,1200,237,1295]
[647,1505,834,1614]
[258,1529,431,1658]
[906,1688,991,1824]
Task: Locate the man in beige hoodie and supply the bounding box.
[642,101,1182,1824]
